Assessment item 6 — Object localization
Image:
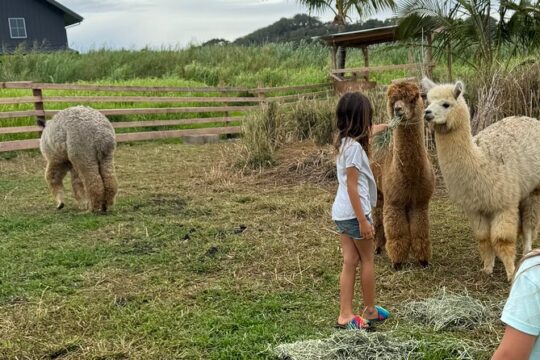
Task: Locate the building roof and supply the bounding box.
[44,0,83,26]
[318,25,398,48]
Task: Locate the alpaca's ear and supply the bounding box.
[453,81,464,99]
[421,77,436,93]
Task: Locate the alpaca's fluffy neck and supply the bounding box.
[435,119,489,206]
[392,115,428,169]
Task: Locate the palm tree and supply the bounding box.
[399,0,540,79]
[297,0,397,69]
[398,0,460,80]
[503,1,540,52]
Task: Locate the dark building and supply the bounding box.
[0,0,83,53]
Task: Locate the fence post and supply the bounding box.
[32,85,46,129]
[257,83,266,106]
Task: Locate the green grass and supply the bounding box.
[0,42,482,144]
[0,141,514,359]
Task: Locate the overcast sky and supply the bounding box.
[60,0,394,52]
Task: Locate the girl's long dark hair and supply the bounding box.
[333,92,373,156]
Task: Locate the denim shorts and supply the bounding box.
[334,216,372,240]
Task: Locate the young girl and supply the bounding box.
[492,249,540,359]
[332,92,389,329]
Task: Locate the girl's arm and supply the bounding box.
[492,325,536,360]
[371,124,388,136]
[346,167,374,239]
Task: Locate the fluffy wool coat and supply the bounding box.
[371,81,435,269]
[423,79,540,280]
[40,106,118,212]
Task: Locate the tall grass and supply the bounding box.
[236,97,337,169]
[0,43,330,86]
[0,42,447,87]
[236,86,393,170]
[468,61,540,134]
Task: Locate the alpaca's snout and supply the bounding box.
[393,102,404,117]
[424,109,434,121]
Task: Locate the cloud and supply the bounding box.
[61,0,152,13]
[60,0,392,51]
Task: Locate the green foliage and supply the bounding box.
[398,0,540,68]
[0,42,330,86]
[297,0,397,25]
[234,14,395,45]
[237,103,282,169]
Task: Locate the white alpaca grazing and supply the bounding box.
[422,78,540,280]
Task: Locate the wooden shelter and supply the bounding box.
[319,25,435,91]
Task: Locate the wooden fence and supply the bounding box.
[0,81,332,152]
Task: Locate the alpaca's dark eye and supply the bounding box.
[442,102,450,108]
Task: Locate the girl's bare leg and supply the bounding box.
[338,234,360,324]
[354,237,377,317]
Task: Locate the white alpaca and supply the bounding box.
[422,78,540,280]
[40,106,118,212]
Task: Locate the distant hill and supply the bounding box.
[231,14,396,46]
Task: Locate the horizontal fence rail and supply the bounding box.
[331,63,436,75]
[0,81,332,152]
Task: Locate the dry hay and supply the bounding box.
[402,289,493,332]
[266,142,336,185]
[275,291,494,360]
[274,330,478,360]
[371,115,403,159]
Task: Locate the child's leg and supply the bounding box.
[354,238,376,316]
[338,234,360,324]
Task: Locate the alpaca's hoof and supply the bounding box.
[481,267,494,276]
[392,262,403,271]
[57,202,65,210]
[419,260,429,268]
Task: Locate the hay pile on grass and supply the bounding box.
[403,290,491,331]
[263,142,336,184]
[284,146,336,183]
[274,330,478,360]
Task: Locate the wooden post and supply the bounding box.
[426,32,433,78]
[257,82,266,105]
[361,46,369,81]
[32,86,46,130]
[331,45,337,70]
[220,89,232,138]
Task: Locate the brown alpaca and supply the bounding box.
[371,81,435,269]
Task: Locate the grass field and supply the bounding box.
[0,140,516,359]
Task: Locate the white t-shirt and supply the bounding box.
[331,138,378,221]
[501,255,540,359]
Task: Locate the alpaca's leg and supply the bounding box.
[491,208,519,281]
[472,215,495,275]
[98,154,118,212]
[383,204,411,270]
[75,163,104,213]
[70,167,88,210]
[45,160,69,209]
[409,205,431,267]
[373,190,386,254]
[519,190,540,255]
